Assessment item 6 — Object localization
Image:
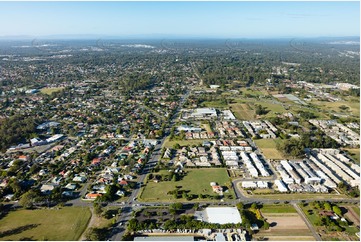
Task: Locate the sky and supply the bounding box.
[0,1,359,38]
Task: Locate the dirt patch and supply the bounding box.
[255,213,313,241]
[345,206,360,226]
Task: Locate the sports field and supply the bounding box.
[0,207,91,241]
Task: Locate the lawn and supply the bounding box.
[40,87,65,95]
[254,138,286,160]
[162,137,205,148]
[140,168,234,202]
[260,204,297,213]
[0,207,91,241]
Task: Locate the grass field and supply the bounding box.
[40,87,65,95]
[343,148,360,164]
[0,207,91,241]
[260,204,297,213]
[312,100,360,117]
[202,123,213,133]
[254,138,286,160]
[140,168,233,202]
[202,100,228,108]
[229,103,255,120]
[162,137,205,148]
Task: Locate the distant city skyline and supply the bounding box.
[0,1,359,38]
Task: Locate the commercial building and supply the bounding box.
[195,207,242,225]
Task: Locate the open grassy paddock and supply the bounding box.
[229,103,255,120]
[40,87,65,95]
[260,204,297,213]
[162,137,205,148]
[140,168,234,202]
[0,207,91,241]
[254,138,286,160]
[312,99,360,117]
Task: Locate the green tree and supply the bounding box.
[251,202,258,210]
[19,190,37,209]
[86,227,108,241]
[323,202,332,211]
[332,205,342,217]
[93,202,103,216]
[237,202,244,211]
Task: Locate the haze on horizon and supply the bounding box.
[0,1,359,39]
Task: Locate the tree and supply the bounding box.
[86,227,108,241]
[323,202,332,211]
[93,202,103,216]
[127,218,139,232]
[144,210,151,218]
[251,202,258,210]
[263,220,270,230]
[332,205,342,217]
[236,202,244,211]
[19,190,37,209]
[171,202,183,211]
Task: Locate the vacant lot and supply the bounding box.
[202,123,213,133]
[254,213,314,241]
[229,103,255,120]
[202,100,228,108]
[0,207,91,241]
[254,139,286,160]
[313,99,360,117]
[162,137,205,148]
[40,87,65,95]
[140,168,233,202]
[260,204,297,213]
